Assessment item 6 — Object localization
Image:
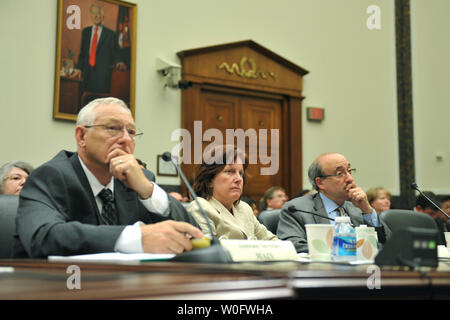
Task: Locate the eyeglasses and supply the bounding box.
[319,168,356,179]
[84,124,143,140]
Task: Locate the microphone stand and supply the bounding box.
[411,183,450,219]
[162,152,233,263]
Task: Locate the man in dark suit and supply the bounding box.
[13,97,203,258]
[277,152,389,253]
[70,4,126,98]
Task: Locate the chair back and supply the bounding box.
[257,209,281,234]
[0,195,19,259]
[379,209,437,234]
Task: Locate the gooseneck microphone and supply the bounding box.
[411,182,450,219]
[161,152,232,263]
[287,205,335,222]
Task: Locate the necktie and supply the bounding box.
[98,188,117,225]
[89,26,98,67]
[338,206,346,216]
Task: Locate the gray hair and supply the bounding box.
[308,158,324,191]
[76,97,130,126]
[308,152,341,191]
[0,161,34,194]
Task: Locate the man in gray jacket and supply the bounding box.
[277,152,388,253]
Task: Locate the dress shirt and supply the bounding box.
[319,193,380,226]
[78,156,169,253]
[90,25,103,46]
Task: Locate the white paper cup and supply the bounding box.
[355,225,378,261]
[444,232,450,248]
[305,224,334,261]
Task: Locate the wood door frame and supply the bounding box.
[178,41,308,198]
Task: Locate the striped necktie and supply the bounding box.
[338,206,346,216]
[98,188,117,225]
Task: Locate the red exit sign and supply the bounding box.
[307,107,324,121]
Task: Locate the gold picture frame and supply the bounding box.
[53,0,137,121]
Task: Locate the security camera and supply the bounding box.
[156,58,182,89]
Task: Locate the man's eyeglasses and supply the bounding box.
[84,124,143,140]
[319,168,356,179]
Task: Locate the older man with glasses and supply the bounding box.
[277,152,389,253]
[13,97,202,258]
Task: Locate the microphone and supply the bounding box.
[411,182,450,219]
[161,152,232,263]
[287,205,335,222]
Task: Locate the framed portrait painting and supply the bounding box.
[53,0,136,121]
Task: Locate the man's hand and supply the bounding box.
[108,149,153,199]
[140,221,204,254]
[346,183,373,214]
[69,69,82,80]
[115,62,127,71]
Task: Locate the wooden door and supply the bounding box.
[240,96,283,202]
[197,89,283,203]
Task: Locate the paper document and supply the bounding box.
[48,252,175,263]
[438,245,450,259]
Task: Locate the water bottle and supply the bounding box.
[332,216,356,261]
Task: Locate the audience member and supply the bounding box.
[187,145,277,240]
[169,191,184,202]
[240,195,259,216]
[415,192,449,245]
[259,186,288,212]
[13,97,202,258]
[0,161,34,195]
[257,186,288,234]
[277,152,389,253]
[366,187,391,214]
[441,195,450,216]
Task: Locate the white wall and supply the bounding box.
[0,0,447,195]
[411,0,450,194]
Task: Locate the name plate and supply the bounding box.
[220,240,298,262]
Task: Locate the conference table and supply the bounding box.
[0,258,449,301]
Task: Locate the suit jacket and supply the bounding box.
[277,192,389,253]
[187,197,278,241]
[76,25,122,93]
[12,150,198,258]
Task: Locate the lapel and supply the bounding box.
[343,201,364,225]
[312,193,333,224]
[113,180,138,225]
[209,197,249,238]
[69,152,136,225]
[69,152,102,223]
[95,25,108,53]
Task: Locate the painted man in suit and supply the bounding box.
[13,97,203,258]
[277,152,388,253]
[70,4,126,99]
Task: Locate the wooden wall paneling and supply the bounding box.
[178,40,308,200]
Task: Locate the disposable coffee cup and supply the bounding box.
[445,232,450,248]
[305,224,334,261]
[355,225,378,261]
